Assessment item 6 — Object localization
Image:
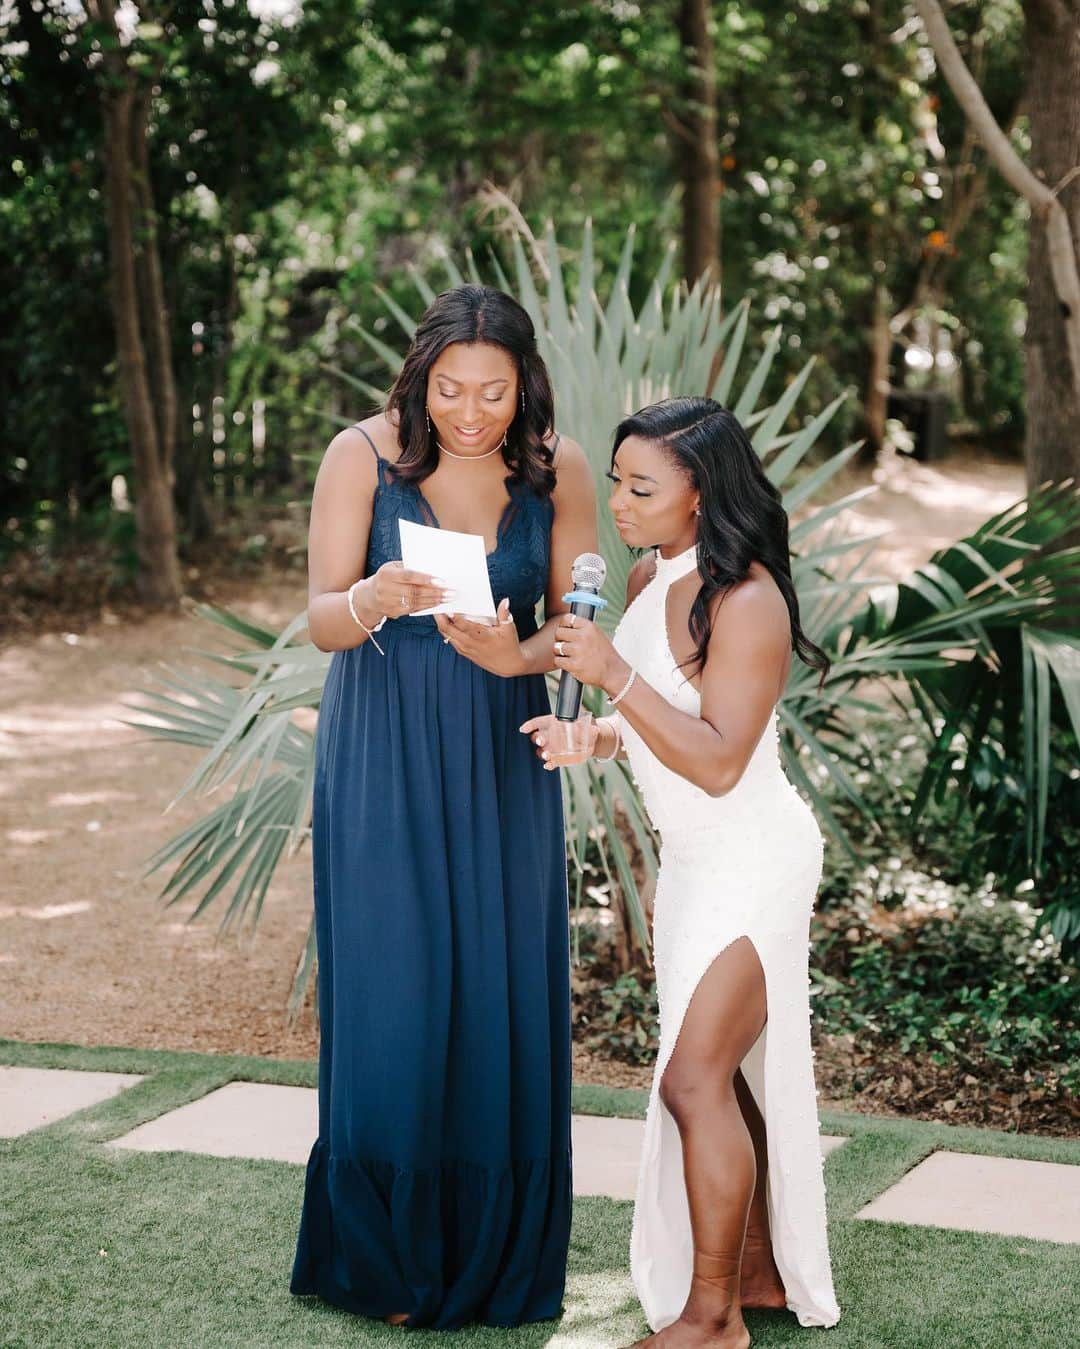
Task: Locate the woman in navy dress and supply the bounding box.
[291,285,596,1329]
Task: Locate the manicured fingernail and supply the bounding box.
[541,751,549,760]
[537,738,545,747]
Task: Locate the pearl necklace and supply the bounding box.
[436,435,506,461]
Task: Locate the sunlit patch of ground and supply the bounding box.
[822,447,1025,580]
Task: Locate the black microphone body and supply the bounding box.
[555,552,608,722]
[555,590,602,722]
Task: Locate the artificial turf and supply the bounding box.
[1,1039,1078,1348]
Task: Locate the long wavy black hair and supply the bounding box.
[612,396,829,682]
[385,285,557,496]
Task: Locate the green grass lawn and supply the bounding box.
[2,1039,1078,1348]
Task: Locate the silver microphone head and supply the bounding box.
[571,552,607,592]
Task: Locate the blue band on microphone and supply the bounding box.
[562,590,608,610]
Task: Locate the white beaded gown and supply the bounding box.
[612,545,840,1331]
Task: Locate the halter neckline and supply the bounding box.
[653,543,698,581]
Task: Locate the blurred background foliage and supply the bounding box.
[1,0,1035,557]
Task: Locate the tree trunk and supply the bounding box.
[97,67,182,604]
[865,282,891,456]
[916,0,1080,485]
[1023,0,1080,489]
[132,87,178,476]
[174,383,215,541]
[677,0,721,285]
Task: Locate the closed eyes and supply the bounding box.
[437,386,508,403]
[606,470,651,498]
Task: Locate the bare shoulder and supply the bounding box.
[550,432,588,476]
[626,551,657,606]
[549,434,595,503]
[351,409,402,463]
[710,563,790,647]
[316,419,385,499]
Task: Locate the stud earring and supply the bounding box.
[694,506,701,516]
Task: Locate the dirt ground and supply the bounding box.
[0,449,1026,1097]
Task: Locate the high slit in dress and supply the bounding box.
[612,544,840,1330]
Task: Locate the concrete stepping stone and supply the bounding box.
[112,1081,316,1164]
[0,1065,143,1138]
[857,1150,1080,1244]
[574,1115,644,1199]
[110,1081,846,1199]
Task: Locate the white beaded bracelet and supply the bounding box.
[606,667,637,707]
[347,580,386,656]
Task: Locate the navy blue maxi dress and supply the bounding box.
[291,429,572,1329]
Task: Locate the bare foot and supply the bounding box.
[626,1312,750,1349]
[384,1312,410,1325]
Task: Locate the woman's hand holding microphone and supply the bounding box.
[519,611,630,769]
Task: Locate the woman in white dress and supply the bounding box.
[521,398,840,1347]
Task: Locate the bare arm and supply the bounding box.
[516,437,598,676]
[593,555,658,761]
[306,427,444,652]
[604,578,791,796]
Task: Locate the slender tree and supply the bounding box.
[916,0,1080,488]
[87,0,181,604]
[1022,0,1080,487]
[675,0,721,284]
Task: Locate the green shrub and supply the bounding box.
[580,972,660,1067]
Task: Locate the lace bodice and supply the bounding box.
[361,430,555,640]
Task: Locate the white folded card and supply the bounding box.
[399,518,497,620]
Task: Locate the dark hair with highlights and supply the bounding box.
[385,285,556,496]
[612,396,829,683]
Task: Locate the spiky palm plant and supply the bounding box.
[136,222,1080,1009]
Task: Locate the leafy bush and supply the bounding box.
[811,707,1078,1100]
[580,972,660,1066]
[813,878,1078,1096]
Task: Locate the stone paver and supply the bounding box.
[109,1081,847,1200]
[112,1081,316,1164]
[23,1073,1080,1244]
[573,1115,644,1199]
[857,1150,1080,1244]
[0,1065,143,1138]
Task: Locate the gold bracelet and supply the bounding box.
[347,580,386,656]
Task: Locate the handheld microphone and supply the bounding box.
[555,552,608,722]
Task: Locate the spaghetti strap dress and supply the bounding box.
[290,428,572,1329]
